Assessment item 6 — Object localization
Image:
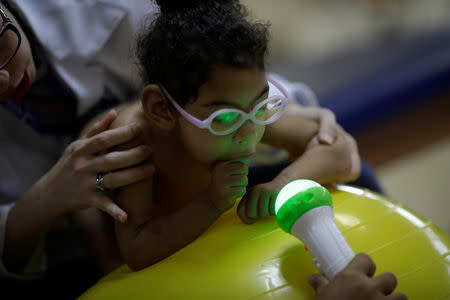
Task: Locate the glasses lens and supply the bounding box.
[254,98,285,122]
[211,111,244,133]
[0,28,20,69]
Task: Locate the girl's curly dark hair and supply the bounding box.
[136,0,269,106]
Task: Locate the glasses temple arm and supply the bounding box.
[158,84,206,128]
[266,75,291,104]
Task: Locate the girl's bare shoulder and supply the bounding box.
[110,102,142,128]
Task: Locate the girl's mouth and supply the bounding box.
[8,71,31,100]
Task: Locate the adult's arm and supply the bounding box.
[1,111,153,276]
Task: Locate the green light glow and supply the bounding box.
[275,180,321,214]
[216,112,240,123]
[275,180,333,233]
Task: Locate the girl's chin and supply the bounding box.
[8,71,32,100]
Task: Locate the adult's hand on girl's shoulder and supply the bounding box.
[39,110,155,223]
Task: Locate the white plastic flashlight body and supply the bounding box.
[290,205,355,279]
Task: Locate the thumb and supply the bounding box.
[318,127,334,145]
[308,274,329,292]
[317,108,337,145]
[237,195,256,224]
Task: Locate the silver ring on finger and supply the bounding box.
[96,173,105,192]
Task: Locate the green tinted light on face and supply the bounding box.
[275,180,333,233]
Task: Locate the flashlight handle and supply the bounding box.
[291,206,355,279]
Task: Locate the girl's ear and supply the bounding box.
[141,84,177,130]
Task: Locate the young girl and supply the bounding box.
[75,0,359,273]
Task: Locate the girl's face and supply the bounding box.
[0,5,36,100]
[177,66,268,163]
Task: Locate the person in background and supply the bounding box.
[0,1,157,295]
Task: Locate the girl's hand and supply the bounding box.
[237,177,286,224]
[208,157,250,213]
[40,110,155,223]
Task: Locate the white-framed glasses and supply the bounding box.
[159,75,291,136]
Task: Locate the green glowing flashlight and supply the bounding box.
[275,179,355,279]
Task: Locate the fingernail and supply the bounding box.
[322,134,333,144]
[109,109,117,117]
[119,214,127,223]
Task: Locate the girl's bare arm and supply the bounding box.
[113,179,221,271]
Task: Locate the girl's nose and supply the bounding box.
[233,119,256,144]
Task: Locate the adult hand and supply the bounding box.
[298,122,360,184]
[286,105,337,145]
[287,105,360,181]
[40,109,155,223]
[309,253,408,300]
[337,124,360,181]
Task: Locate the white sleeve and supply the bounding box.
[0,203,46,280]
[8,0,154,116]
[267,72,320,107]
